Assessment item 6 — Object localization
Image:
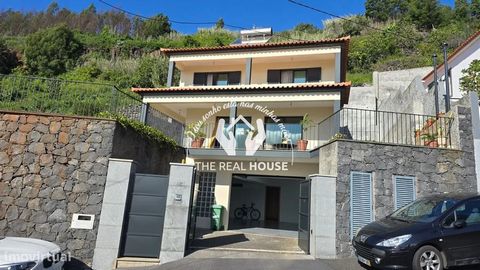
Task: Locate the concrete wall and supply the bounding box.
[318,100,477,258]
[111,124,184,175]
[0,112,115,263]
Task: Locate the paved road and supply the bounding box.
[120,250,362,270]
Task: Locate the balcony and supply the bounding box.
[183,107,455,156]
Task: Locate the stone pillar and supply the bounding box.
[468,92,480,191]
[92,159,136,270]
[159,163,195,264]
[309,174,337,259]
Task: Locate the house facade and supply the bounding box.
[132,37,478,261]
[133,37,351,234]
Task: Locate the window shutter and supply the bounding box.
[306,68,321,82]
[193,73,207,86]
[267,70,281,84]
[228,72,241,85]
[394,176,415,210]
[350,172,373,238]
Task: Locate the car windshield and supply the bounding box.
[390,197,458,223]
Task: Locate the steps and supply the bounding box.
[115,257,160,268]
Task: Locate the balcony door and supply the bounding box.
[214,116,252,150]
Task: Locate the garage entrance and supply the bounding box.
[228,174,303,233]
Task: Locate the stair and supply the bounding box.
[115,257,160,268]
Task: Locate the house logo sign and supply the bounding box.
[189,101,295,163]
[216,115,266,156]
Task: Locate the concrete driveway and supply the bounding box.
[125,249,362,270]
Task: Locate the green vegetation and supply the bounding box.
[0,1,479,87]
[461,60,480,94]
[107,113,179,147]
[24,25,83,76]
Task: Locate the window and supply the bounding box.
[392,198,457,223]
[394,175,416,210]
[350,172,373,238]
[214,116,252,149]
[193,71,241,86]
[196,172,216,218]
[267,68,321,84]
[443,199,480,227]
[264,116,302,149]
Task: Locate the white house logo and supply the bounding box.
[188,102,295,170]
[216,116,266,156]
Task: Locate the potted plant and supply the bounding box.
[425,117,436,127]
[185,122,206,148]
[297,113,313,151]
[421,133,438,148]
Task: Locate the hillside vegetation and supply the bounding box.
[0,0,479,88]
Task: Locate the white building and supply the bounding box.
[423,30,480,103]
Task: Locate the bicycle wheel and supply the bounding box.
[234,208,244,219]
[250,209,261,221]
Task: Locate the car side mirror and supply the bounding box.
[453,220,466,229]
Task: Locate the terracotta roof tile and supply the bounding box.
[132,82,352,93]
[160,36,350,55]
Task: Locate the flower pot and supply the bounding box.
[297,139,308,151]
[424,140,438,148]
[191,138,205,148]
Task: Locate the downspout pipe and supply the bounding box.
[443,43,451,112]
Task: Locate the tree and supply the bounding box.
[472,0,480,19]
[0,39,18,74]
[141,14,171,38]
[454,0,470,20]
[293,23,320,34]
[215,18,224,29]
[365,0,407,21]
[460,60,480,93]
[407,0,442,30]
[24,25,83,76]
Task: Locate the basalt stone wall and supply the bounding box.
[318,103,477,258]
[0,112,116,262]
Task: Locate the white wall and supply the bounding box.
[449,40,480,100]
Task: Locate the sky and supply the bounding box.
[0,0,456,34]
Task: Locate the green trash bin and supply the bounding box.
[211,205,224,231]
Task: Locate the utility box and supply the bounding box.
[70,214,95,229]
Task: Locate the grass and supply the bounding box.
[347,72,373,86]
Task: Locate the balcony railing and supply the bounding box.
[0,74,184,145]
[184,108,454,152]
[316,108,454,148]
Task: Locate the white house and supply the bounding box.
[423,30,480,102]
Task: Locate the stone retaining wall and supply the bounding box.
[0,111,185,263]
[0,112,116,262]
[319,102,477,258]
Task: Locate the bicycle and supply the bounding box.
[234,203,261,221]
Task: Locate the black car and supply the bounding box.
[353,193,480,270]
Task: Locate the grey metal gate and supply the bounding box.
[298,179,310,254]
[120,174,169,257]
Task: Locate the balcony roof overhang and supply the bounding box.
[133,82,351,105]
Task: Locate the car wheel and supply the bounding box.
[413,245,444,270]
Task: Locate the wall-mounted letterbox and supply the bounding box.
[70,214,95,229]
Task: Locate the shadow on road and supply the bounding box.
[63,257,93,270]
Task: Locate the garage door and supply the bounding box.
[120,174,169,258]
[298,180,310,254]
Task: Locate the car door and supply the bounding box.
[440,199,480,266]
